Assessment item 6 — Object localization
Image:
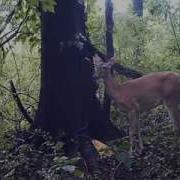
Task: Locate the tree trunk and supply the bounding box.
[33,0,123,170]
[103,0,114,121]
[35,0,83,134]
[34,0,101,170]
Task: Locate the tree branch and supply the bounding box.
[0,30,20,47]
[10,80,33,124]
[0,83,38,103]
[0,7,30,48]
[0,28,18,41]
[0,8,15,34]
[0,0,22,34]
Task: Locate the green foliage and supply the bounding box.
[41,0,57,13]
[0,43,40,125]
[86,0,106,52]
[87,0,180,73]
[113,10,180,73]
[0,0,56,53]
[25,0,57,12]
[145,0,170,19]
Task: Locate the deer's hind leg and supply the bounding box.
[128,108,143,154]
[165,96,180,136]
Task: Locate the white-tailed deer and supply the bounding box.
[94,55,180,154]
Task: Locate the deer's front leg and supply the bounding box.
[128,109,143,155]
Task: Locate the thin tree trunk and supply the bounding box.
[104,0,114,121]
[169,12,180,55]
[133,0,143,17]
[34,0,99,170]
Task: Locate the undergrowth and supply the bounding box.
[0,107,180,179]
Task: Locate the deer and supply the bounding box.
[94,55,180,154]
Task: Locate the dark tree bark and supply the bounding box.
[34,0,101,169]
[105,0,114,59]
[35,0,86,134]
[103,0,114,122]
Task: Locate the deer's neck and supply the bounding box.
[103,70,120,99]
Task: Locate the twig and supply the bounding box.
[0,28,18,41]
[17,92,38,103]
[0,8,15,34]
[0,84,10,92]
[0,0,22,34]
[0,30,20,47]
[0,83,38,102]
[8,42,21,87]
[9,80,33,124]
[0,7,30,47]
[112,161,123,180]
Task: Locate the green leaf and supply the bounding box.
[41,0,57,13]
[29,0,39,7]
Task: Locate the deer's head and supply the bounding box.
[93,55,115,79]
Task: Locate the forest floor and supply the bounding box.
[94,132,180,180]
[0,108,180,179]
[93,108,180,180]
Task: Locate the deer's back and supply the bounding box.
[115,72,180,111]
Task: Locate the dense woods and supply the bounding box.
[1,0,180,179]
